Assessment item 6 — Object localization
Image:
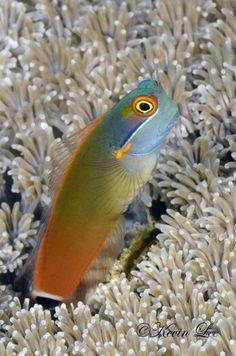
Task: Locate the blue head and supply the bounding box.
[103,79,179,157]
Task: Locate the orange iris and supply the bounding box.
[131,96,158,117]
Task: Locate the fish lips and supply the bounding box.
[126,111,180,157]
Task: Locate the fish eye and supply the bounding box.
[132,96,158,117]
[138,101,152,113]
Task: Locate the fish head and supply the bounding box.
[108,79,179,157]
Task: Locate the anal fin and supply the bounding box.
[48,118,101,198]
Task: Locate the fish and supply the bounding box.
[27,79,178,302]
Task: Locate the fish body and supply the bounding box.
[33,80,178,301]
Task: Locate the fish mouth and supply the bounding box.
[127,111,180,157]
[166,111,180,131]
[172,111,180,121]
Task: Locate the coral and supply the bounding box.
[9,127,55,208]
[0,0,235,355]
[0,202,39,273]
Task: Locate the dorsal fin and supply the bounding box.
[48,120,99,197]
[15,116,103,295]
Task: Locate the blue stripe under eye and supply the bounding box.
[120,120,142,147]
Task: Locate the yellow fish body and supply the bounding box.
[32,80,178,301]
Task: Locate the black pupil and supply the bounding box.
[139,102,150,111]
